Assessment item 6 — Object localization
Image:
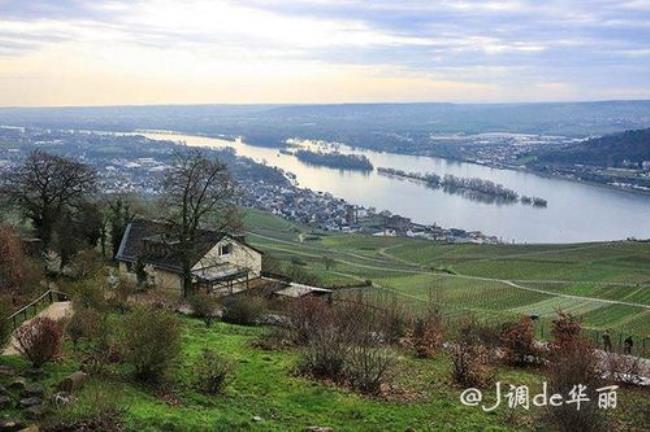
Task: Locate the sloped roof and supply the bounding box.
[115,219,258,273]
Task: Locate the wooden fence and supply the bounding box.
[6,289,70,330]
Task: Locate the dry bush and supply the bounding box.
[298,319,350,381]
[406,313,445,358]
[449,341,493,388]
[194,349,233,395]
[222,295,267,326]
[14,317,63,367]
[120,306,182,382]
[604,353,645,386]
[500,316,540,366]
[545,312,606,432]
[286,296,333,345]
[376,297,413,345]
[551,311,582,349]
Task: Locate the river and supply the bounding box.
[139,131,650,244]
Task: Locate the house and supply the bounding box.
[115,219,263,296]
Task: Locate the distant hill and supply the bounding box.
[534,128,650,167]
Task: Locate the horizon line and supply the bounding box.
[2,98,650,110]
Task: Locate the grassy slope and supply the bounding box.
[243,210,650,341]
[3,318,649,431]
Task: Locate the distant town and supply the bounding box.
[0,126,500,244]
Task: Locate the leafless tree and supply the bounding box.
[161,149,241,296]
[0,150,96,249]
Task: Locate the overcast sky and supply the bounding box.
[1,0,649,106]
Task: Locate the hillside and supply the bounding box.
[534,128,650,167]
[244,210,650,350]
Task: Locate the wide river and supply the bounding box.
[141,131,650,244]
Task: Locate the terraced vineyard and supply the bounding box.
[244,209,650,352]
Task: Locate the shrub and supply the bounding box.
[286,297,332,345]
[189,291,220,327]
[449,341,493,388]
[500,316,539,366]
[407,313,444,358]
[14,317,63,368]
[604,353,644,386]
[346,344,396,394]
[551,311,583,349]
[377,297,412,345]
[545,312,606,432]
[67,306,102,347]
[69,279,108,312]
[194,349,233,395]
[222,295,267,326]
[120,306,182,381]
[298,322,350,381]
[110,276,137,312]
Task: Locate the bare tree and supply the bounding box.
[161,150,240,297]
[0,150,96,249]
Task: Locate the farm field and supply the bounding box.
[243,210,650,350]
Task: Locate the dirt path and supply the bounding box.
[2,301,73,356]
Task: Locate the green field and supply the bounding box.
[244,210,650,348]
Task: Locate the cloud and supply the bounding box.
[0,0,648,105]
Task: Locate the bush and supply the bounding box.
[407,313,444,358]
[67,306,102,347]
[346,344,396,394]
[120,306,182,381]
[110,276,137,312]
[449,341,493,388]
[298,322,350,381]
[605,353,644,386]
[14,317,63,367]
[69,279,108,312]
[222,295,267,326]
[286,297,332,345]
[545,312,606,432]
[194,349,233,395]
[189,291,220,327]
[500,316,539,366]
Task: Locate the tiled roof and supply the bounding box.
[114,219,226,273]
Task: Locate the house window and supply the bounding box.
[219,243,232,256]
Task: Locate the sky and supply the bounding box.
[0,0,649,106]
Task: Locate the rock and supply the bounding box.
[8,378,27,391]
[255,313,290,326]
[252,416,263,422]
[18,426,39,432]
[23,405,47,419]
[0,384,8,395]
[306,427,334,432]
[57,371,88,393]
[23,384,45,397]
[50,391,73,407]
[19,397,42,408]
[0,395,12,409]
[0,419,25,432]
